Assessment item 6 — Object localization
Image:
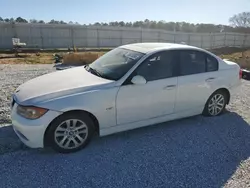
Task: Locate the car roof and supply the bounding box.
[120,42,201,54]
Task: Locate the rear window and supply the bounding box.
[206,55,218,72]
[178,50,219,76]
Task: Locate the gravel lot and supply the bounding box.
[0,64,250,188]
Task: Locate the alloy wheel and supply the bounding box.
[54,119,88,149]
[208,94,225,116]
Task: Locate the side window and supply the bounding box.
[206,55,218,72]
[179,50,206,76]
[135,51,176,81]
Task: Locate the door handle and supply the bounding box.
[206,77,216,82]
[163,85,176,90]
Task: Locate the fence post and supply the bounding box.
[212,33,215,49]
[187,33,190,45]
[200,35,203,48]
[140,28,143,42]
[210,33,213,49]
[224,32,227,47]
[29,24,34,46]
[71,26,74,48]
[120,29,123,46]
[12,22,17,38]
[39,25,44,49]
[243,33,247,48]
[158,31,161,42]
[233,33,236,47]
[173,31,176,43]
[246,34,250,47]
[85,27,88,48]
[97,28,100,48]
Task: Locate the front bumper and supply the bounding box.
[11,103,62,148]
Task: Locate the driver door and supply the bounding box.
[116,51,178,125]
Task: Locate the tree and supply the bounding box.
[59,20,67,24]
[150,21,157,29]
[1,13,249,33]
[9,18,15,23]
[109,22,118,26]
[157,21,166,30]
[48,19,60,24]
[102,22,108,26]
[181,22,195,32]
[118,21,125,27]
[15,17,28,23]
[30,19,38,23]
[94,22,101,26]
[125,22,133,27]
[38,20,45,24]
[143,19,150,28]
[133,21,143,27]
[229,12,250,27]
[166,22,176,31]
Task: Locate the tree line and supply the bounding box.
[0,12,249,33]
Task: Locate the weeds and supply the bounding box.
[0,49,250,69]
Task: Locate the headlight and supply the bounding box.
[17,105,48,119]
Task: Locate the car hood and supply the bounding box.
[14,66,113,105]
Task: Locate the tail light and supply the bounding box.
[239,69,243,79]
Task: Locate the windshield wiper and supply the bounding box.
[90,67,102,77]
[85,65,102,77]
[84,65,115,80]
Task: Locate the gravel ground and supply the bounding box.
[0,64,54,124]
[0,64,250,188]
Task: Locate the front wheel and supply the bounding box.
[203,91,228,116]
[46,112,95,153]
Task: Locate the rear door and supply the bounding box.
[175,50,219,113]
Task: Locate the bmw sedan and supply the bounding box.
[11,43,242,153]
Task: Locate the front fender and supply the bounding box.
[38,87,119,129]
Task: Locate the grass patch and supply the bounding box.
[0,52,105,64]
[63,52,105,65]
[219,50,250,69]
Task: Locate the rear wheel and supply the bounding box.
[203,90,228,116]
[46,112,95,153]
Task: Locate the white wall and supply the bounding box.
[0,23,250,49]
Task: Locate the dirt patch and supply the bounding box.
[0,53,53,64]
[215,48,250,69]
[1,47,250,69]
[210,47,250,56]
[0,52,105,65]
[63,52,105,65]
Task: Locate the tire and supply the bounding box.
[45,112,95,153]
[203,90,228,117]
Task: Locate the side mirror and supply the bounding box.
[131,75,146,85]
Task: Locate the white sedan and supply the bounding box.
[11,43,242,153]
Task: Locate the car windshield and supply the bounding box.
[87,48,145,81]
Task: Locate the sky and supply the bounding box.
[0,0,249,25]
